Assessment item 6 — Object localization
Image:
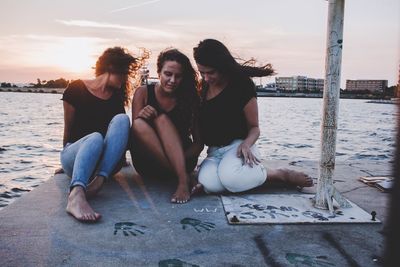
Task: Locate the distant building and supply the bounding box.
[260,82,277,92]
[275,76,324,92]
[345,79,388,93]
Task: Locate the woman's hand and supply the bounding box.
[137,105,158,121]
[237,142,260,167]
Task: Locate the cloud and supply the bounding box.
[110,0,163,13]
[56,19,177,39]
[0,35,107,68]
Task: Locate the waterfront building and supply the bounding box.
[275,76,324,92]
[257,82,277,92]
[345,79,388,93]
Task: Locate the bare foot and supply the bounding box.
[86,175,105,198]
[66,186,101,222]
[282,168,314,187]
[189,171,203,196]
[54,168,64,175]
[191,183,203,195]
[171,184,190,204]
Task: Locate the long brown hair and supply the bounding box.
[193,39,275,101]
[157,48,200,132]
[95,47,149,106]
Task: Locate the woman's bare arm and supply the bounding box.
[62,101,75,147]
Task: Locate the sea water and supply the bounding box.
[0,92,396,209]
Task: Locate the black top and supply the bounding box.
[198,82,256,146]
[61,80,125,144]
[147,84,192,148]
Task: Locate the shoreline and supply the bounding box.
[1,87,395,100]
[0,87,64,94]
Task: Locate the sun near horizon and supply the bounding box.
[0,0,398,86]
[54,39,96,75]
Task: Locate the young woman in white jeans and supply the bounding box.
[192,39,313,194]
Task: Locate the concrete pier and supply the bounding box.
[0,160,391,266]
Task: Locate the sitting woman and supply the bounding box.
[192,39,313,194]
[130,48,203,204]
[61,47,146,222]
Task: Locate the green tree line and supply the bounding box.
[0,82,17,88]
[1,78,70,88]
[29,78,69,88]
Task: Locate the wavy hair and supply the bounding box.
[157,48,200,132]
[95,46,149,106]
[193,39,275,99]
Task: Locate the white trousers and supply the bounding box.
[198,140,267,193]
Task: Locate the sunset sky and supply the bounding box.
[0,0,399,87]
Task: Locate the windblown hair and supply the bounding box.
[193,39,275,99]
[157,48,200,133]
[95,46,149,106]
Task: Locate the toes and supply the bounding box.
[94,213,102,221]
[305,176,314,186]
[71,211,101,222]
[90,213,97,221]
[83,213,93,221]
[177,199,188,204]
[85,212,101,222]
[172,197,189,204]
[191,184,203,195]
[83,214,92,221]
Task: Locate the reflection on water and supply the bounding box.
[0,92,63,208]
[0,92,396,209]
[258,97,396,162]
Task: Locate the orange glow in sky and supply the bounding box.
[0,0,398,85]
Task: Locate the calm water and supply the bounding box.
[0,92,396,209]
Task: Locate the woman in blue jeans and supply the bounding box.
[60,47,147,222]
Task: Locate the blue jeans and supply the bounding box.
[60,114,130,190]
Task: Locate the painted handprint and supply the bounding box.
[113,222,146,236]
[180,217,215,233]
[286,253,334,267]
[159,258,199,267]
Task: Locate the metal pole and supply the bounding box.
[315,0,351,211]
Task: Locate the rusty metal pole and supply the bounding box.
[315,0,351,212]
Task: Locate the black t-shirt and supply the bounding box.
[146,84,192,148]
[198,81,257,146]
[61,80,125,144]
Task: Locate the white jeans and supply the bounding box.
[198,140,267,193]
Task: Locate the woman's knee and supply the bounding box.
[87,132,103,142]
[112,114,130,130]
[153,113,174,130]
[218,158,266,193]
[86,132,104,151]
[198,161,225,193]
[132,118,151,135]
